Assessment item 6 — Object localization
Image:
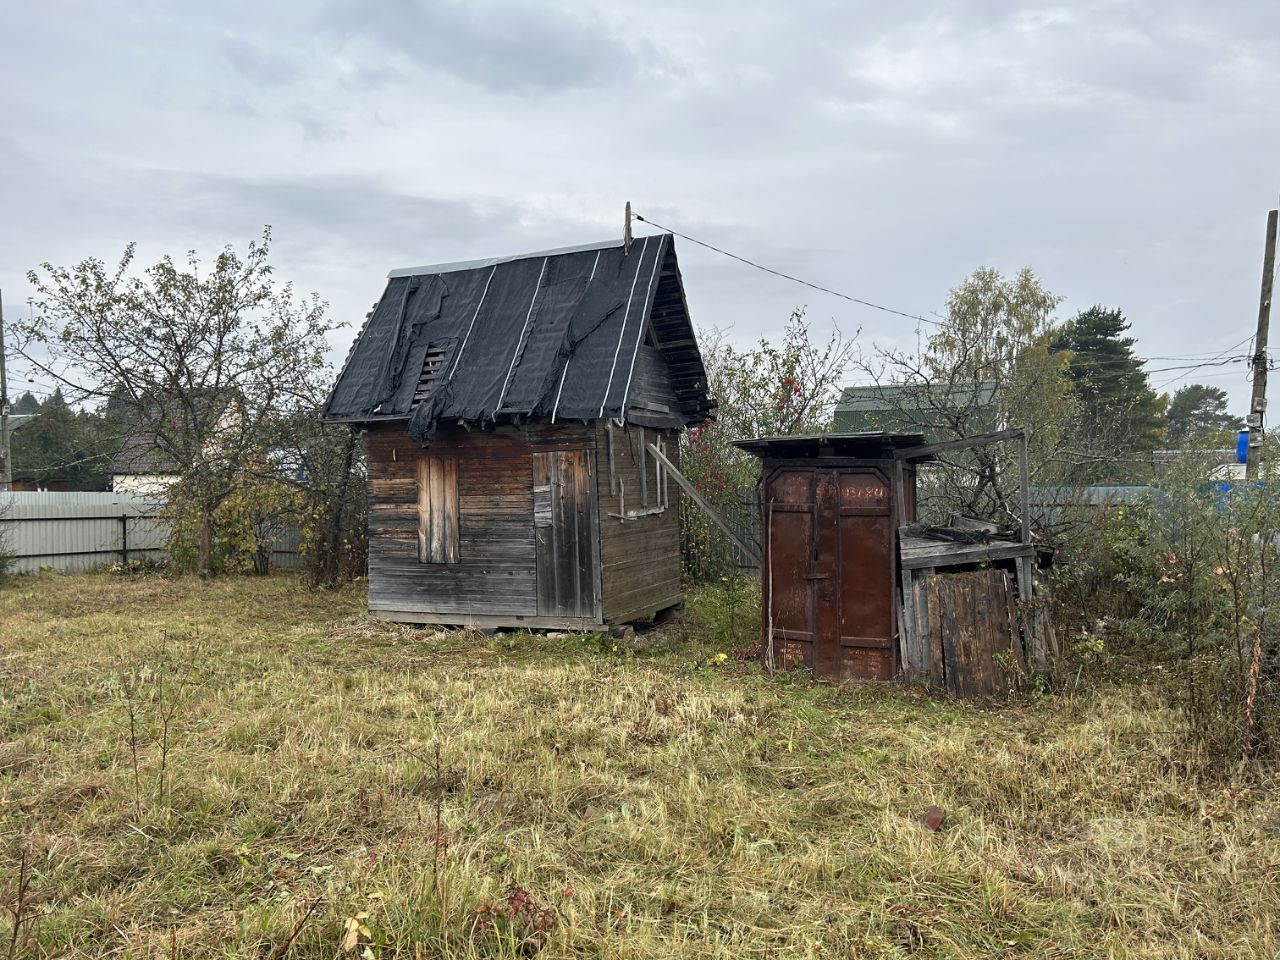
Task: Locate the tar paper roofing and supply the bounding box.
[322,234,711,440]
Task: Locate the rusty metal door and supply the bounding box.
[764,466,896,680]
[834,471,895,680]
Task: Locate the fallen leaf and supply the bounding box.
[341,918,360,952]
[921,805,945,831]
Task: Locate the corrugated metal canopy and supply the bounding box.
[322,234,712,442]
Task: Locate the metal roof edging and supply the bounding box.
[388,238,626,279]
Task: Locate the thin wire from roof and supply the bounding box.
[633,213,941,327]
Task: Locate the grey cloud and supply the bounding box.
[221,35,301,87]
[323,0,643,93]
[2,0,1278,409]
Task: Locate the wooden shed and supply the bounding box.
[322,235,713,629]
[739,428,1055,695]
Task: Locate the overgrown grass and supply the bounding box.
[2,573,1278,958]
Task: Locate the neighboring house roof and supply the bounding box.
[106,392,239,478]
[5,414,38,433]
[834,382,999,436]
[109,431,180,476]
[322,235,712,439]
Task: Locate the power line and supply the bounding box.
[1149,334,1257,391]
[632,213,1270,388]
[633,213,943,327]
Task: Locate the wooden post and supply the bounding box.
[607,421,618,495]
[893,458,914,677]
[120,514,129,566]
[637,427,648,506]
[764,499,775,674]
[0,288,10,493]
[893,458,908,531]
[1018,433,1031,545]
[1015,432,1039,669]
[648,443,760,564]
[899,565,917,677]
[1247,209,1277,480]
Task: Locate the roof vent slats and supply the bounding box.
[413,345,448,405]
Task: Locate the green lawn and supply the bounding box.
[1,573,1276,958]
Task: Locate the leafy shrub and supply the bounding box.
[682,576,762,655]
[1054,443,1280,771]
[166,474,300,575]
[679,312,852,582]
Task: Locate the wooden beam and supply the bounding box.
[899,539,1036,570]
[648,442,761,564]
[1018,432,1031,545]
[894,427,1026,461]
[899,565,916,677]
[893,458,907,528]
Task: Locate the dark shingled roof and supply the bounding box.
[109,431,180,476]
[321,235,712,440]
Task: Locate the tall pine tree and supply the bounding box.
[11,389,113,490]
[1165,384,1243,447]
[1054,306,1166,479]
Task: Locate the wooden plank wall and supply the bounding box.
[626,345,684,427]
[595,421,683,622]
[923,568,1024,697]
[366,422,592,619]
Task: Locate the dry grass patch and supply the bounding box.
[1,572,1277,958]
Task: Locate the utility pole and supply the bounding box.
[0,287,10,493]
[1246,210,1277,480]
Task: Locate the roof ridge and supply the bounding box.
[387,236,659,279]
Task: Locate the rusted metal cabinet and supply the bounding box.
[736,434,922,682]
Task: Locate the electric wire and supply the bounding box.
[633,213,943,327]
[633,212,1269,390]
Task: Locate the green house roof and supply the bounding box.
[833,382,999,439]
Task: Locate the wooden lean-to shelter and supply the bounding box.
[322,235,713,629]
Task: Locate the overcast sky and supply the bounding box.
[2,1,1277,409]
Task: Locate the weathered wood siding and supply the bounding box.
[626,345,685,428]
[366,422,595,623]
[595,421,683,622]
[923,568,1024,697]
[366,419,683,627]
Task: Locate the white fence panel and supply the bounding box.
[0,492,301,574]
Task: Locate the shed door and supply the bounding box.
[764,467,896,680]
[532,450,601,619]
[835,471,895,680]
